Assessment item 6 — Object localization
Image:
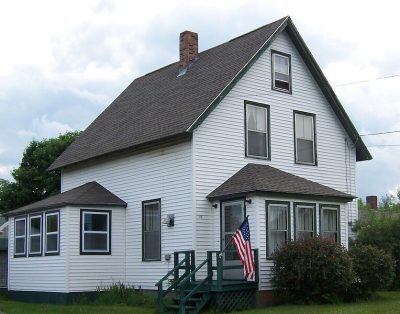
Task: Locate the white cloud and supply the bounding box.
[0,165,14,181]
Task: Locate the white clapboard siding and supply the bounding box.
[8,210,68,292]
[62,141,193,290]
[66,205,126,292]
[193,30,357,283]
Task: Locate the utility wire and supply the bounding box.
[367,145,400,147]
[360,130,400,136]
[333,74,400,87]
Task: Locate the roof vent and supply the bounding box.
[179,31,198,76]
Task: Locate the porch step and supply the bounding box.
[168,304,196,310]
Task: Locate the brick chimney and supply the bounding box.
[179,31,198,75]
[366,196,378,209]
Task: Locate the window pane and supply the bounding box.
[30,217,41,235]
[47,214,58,233]
[30,236,41,253]
[15,220,26,236]
[322,232,337,242]
[15,238,25,254]
[224,234,239,261]
[46,234,58,252]
[84,233,108,251]
[224,204,243,233]
[247,106,266,132]
[296,207,314,232]
[84,213,108,231]
[296,115,304,138]
[248,131,267,157]
[275,72,289,82]
[144,204,160,231]
[269,206,287,231]
[297,231,313,241]
[275,55,289,74]
[297,139,314,163]
[144,231,160,260]
[303,116,313,140]
[269,231,286,254]
[323,209,337,232]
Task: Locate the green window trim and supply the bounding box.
[266,200,291,258]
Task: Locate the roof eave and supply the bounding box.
[207,190,355,203]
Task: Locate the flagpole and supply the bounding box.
[220,215,249,254]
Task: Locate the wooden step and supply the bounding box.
[173,297,202,303]
[167,304,196,310]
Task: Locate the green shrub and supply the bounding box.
[272,237,353,304]
[355,209,400,289]
[349,245,395,299]
[95,282,155,307]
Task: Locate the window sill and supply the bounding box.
[80,251,111,255]
[45,252,60,256]
[272,87,292,94]
[295,161,317,167]
[245,154,271,161]
[28,253,43,257]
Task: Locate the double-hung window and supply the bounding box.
[81,210,111,254]
[245,101,270,159]
[294,112,316,165]
[272,51,291,92]
[295,203,315,240]
[320,205,340,243]
[14,217,27,257]
[29,214,42,256]
[266,201,290,256]
[45,212,59,255]
[142,200,161,261]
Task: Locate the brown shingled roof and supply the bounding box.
[207,163,355,201]
[5,182,127,216]
[49,16,370,170]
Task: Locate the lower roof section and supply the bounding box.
[207,163,355,202]
[5,182,127,217]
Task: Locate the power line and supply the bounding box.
[333,74,400,87]
[360,130,400,136]
[367,145,400,147]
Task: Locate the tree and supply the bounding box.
[0,131,81,212]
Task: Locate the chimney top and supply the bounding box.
[179,31,198,75]
[366,196,378,209]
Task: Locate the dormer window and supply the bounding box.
[272,51,291,92]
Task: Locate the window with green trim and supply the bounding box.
[245,102,270,159]
[294,112,316,165]
[320,205,339,243]
[267,202,289,256]
[295,204,315,240]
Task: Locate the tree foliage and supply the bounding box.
[0,131,80,212]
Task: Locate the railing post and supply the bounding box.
[174,251,179,283]
[157,282,163,313]
[190,250,196,282]
[217,252,223,290]
[207,251,213,283]
[254,249,259,283]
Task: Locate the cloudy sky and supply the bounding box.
[1,0,399,200]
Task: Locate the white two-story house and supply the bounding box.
[5,16,371,310]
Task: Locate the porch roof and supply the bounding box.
[207,163,355,202]
[5,181,127,216]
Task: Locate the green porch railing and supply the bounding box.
[155,250,194,313]
[155,249,259,313]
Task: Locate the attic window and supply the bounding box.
[272,51,291,92]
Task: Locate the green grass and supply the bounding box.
[0,291,399,314]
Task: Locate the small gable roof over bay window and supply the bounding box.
[49,16,371,171]
[207,164,355,202]
[5,182,127,217]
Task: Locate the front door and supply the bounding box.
[221,200,245,280]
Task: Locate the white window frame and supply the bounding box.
[272,51,291,92]
[28,214,42,256]
[14,217,27,257]
[81,210,111,254]
[320,205,340,243]
[294,112,316,165]
[245,102,270,159]
[45,211,60,255]
[294,204,315,240]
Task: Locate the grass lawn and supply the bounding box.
[0,291,399,314]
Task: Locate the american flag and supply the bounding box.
[232,216,256,281]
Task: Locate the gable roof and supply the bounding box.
[49,17,371,170]
[5,181,127,216]
[207,163,355,201]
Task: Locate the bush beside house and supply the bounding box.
[272,238,395,304]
